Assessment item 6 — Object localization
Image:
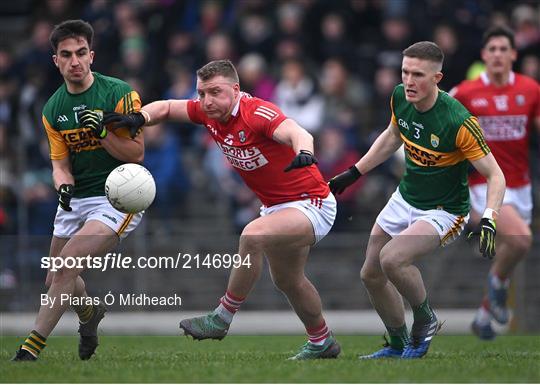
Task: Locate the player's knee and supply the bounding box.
[505,233,532,256]
[379,250,406,275]
[271,274,302,293]
[239,234,265,254]
[240,224,266,252]
[271,275,290,292]
[360,265,386,289]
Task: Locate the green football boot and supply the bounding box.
[179,312,229,340]
[288,333,341,360]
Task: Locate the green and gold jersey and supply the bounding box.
[42,72,141,198]
[391,84,490,215]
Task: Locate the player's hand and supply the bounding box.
[102,112,146,139]
[57,183,74,212]
[77,110,107,139]
[468,218,496,259]
[284,150,318,172]
[328,165,362,194]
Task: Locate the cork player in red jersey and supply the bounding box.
[450,26,540,340]
[101,59,340,360]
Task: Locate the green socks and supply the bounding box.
[413,298,435,324]
[386,324,409,349]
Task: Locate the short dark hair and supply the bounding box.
[482,26,515,49]
[49,19,94,53]
[402,41,444,66]
[196,60,239,83]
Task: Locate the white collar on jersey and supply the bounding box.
[231,93,246,117]
[480,71,515,86]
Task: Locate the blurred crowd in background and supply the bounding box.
[0,0,539,287]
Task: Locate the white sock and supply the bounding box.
[214,303,234,324]
[307,322,330,346]
[490,274,510,289]
[476,306,492,325]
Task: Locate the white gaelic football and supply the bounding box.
[105,163,156,213]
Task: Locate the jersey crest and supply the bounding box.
[430,134,440,148]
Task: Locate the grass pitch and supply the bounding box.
[1,335,539,383]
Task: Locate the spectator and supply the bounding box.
[237,53,276,100]
[512,4,540,52]
[165,29,198,72]
[371,66,400,130]
[204,32,236,63]
[274,58,324,134]
[17,20,60,96]
[320,57,369,141]
[520,54,540,81]
[433,24,470,90]
[234,12,274,61]
[317,12,354,66]
[376,16,412,70]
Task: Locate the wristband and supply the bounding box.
[349,165,362,178]
[482,208,498,221]
[140,110,151,124]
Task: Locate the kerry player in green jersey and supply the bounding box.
[329,42,506,359]
[12,20,144,361]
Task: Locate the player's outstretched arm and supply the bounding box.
[102,100,191,139]
[329,122,402,194]
[140,99,191,126]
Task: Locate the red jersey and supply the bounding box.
[450,72,540,187]
[187,93,329,206]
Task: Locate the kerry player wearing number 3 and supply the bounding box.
[450,26,540,340]
[12,20,144,361]
[102,59,340,360]
[329,41,505,359]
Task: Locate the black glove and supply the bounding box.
[284,150,318,172]
[77,110,107,139]
[468,217,496,259]
[102,112,146,139]
[57,184,74,212]
[328,165,362,194]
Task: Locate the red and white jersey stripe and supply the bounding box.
[254,105,279,121]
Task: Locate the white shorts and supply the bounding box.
[53,196,143,239]
[376,188,469,246]
[470,183,532,225]
[260,193,336,244]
